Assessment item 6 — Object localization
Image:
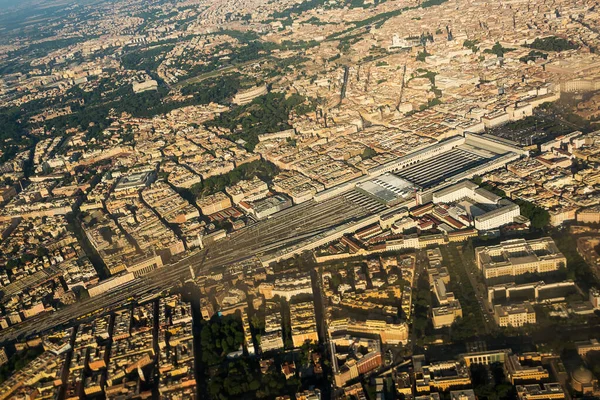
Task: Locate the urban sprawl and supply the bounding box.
[1,0,600,399]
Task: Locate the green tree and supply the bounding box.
[463,39,480,53]
[527,36,579,52]
[361,147,378,160]
[206,93,308,151]
[416,50,431,61]
[484,42,514,57]
[514,199,550,229]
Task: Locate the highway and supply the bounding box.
[0,191,383,345]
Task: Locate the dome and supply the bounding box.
[572,366,594,385]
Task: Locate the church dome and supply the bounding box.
[572,366,594,385]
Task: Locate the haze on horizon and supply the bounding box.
[0,0,29,9]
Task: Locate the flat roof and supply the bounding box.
[396,147,489,188]
[356,173,416,204]
[115,171,153,191]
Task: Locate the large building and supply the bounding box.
[461,349,509,367]
[475,238,566,280]
[315,134,524,209]
[516,383,566,400]
[450,390,477,400]
[260,331,284,353]
[225,177,269,204]
[290,301,318,348]
[577,206,600,224]
[432,180,521,231]
[258,273,313,301]
[432,275,455,305]
[243,194,292,220]
[368,134,525,204]
[414,361,472,392]
[332,336,382,387]
[432,301,463,329]
[356,173,417,206]
[591,287,600,309]
[232,84,268,105]
[132,79,158,93]
[328,317,409,345]
[0,348,8,367]
[575,338,600,357]
[487,281,577,305]
[87,273,136,297]
[570,366,600,395]
[505,353,550,384]
[125,252,164,277]
[114,171,155,193]
[577,237,600,280]
[196,191,232,215]
[494,302,536,327]
[0,186,17,203]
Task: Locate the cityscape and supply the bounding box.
[0,0,600,399]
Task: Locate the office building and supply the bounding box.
[505,354,549,384]
[575,338,600,357]
[494,302,536,327]
[475,238,566,280]
[432,301,463,329]
[516,383,565,400]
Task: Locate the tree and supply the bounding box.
[527,36,579,52]
[519,50,548,63]
[36,247,49,257]
[416,50,431,61]
[6,258,20,270]
[21,253,35,264]
[199,316,245,366]
[206,93,307,151]
[190,159,279,199]
[514,199,549,229]
[361,147,378,160]
[421,0,448,7]
[484,42,515,57]
[180,74,243,104]
[463,39,480,53]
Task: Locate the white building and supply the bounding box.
[132,79,158,93]
[494,302,536,327]
[432,180,521,231]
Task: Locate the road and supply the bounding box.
[0,191,382,345]
[409,249,428,353]
[450,245,496,334]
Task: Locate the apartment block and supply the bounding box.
[290,301,318,348]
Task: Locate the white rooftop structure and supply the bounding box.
[356,173,416,205]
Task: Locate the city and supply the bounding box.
[0,0,600,398]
